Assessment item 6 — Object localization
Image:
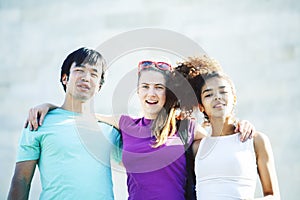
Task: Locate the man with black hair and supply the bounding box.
[8,47,120,200]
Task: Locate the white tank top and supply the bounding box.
[195,133,257,200]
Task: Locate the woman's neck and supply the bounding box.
[210,117,235,137]
[143,113,158,120]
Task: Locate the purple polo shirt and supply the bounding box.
[119,115,194,200]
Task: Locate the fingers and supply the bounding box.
[234,124,239,132]
[30,108,38,131]
[240,129,252,142]
[24,110,34,131]
[24,120,34,131]
[39,112,46,126]
[39,115,44,126]
[28,108,39,131]
[24,120,28,128]
[236,120,255,142]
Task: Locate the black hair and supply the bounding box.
[174,56,223,112]
[60,47,106,92]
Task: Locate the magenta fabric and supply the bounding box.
[119,115,194,200]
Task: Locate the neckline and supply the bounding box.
[142,117,153,126]
[208,132,239,139]
[55,108,81,116]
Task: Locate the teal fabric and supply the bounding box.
[17,108,120,200]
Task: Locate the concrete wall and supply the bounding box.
[1,0,299,199]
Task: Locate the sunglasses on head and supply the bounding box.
[138,61,172,73]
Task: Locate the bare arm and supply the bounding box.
[24,103,58,131]
[95,114,121,130]
[8,160,38,200]
[192,139,201,158]
[254,132,280,200]
[193,123,207,141]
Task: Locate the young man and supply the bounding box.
[8,47,120,200]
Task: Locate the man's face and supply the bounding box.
[64,62,102,101]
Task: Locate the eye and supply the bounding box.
[204,93,212,98]
[91,73,98,78]
[141,85,149,89]
[75,68,84,72]
[156,85,165,90]
[220,90,228,94]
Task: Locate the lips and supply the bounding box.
[77,83,90,91]
[213,102,225,108]
[145,100,158,105]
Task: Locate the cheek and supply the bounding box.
[159,91,166,104]
[201,98,212,112]
[227,95,235,105]
[137,89,145,101]
[201,96,208,106]
[137,87,143,95]
[92,77,100,85]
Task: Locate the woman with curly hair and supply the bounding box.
[175,56,280,199]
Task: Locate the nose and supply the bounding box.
[214,92,221,100]
[147,86,156,96]
[81,72,91,82]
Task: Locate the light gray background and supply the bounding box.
[1,0,299,199]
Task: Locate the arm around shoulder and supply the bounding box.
[193,122,208,141]
[95,114,121,130]
[254,132,280,200]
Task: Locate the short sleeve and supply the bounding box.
[118,115,126,133]
[98,122,122,163]
[16,128,41,162]
[111,127,122,163]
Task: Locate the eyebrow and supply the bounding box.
[202,86,226,94]
[140,83,165,86]
[76,64,99,73]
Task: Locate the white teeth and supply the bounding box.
[146,100,158,104]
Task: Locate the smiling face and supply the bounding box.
[62,62,103,102]
[137,70,167,119]
[199,76,236,120]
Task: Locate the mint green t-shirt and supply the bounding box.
[17,108,121,200]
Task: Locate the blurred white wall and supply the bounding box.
[1,0,299,199]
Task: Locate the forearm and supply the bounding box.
[95,114,120,129]
[8,161,37,200]
[8,178,31,200]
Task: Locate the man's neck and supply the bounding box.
[61,98,95,115]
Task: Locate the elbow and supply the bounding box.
[264,192,281,200]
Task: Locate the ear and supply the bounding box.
[96,80,102,92]
[233,95,237,105]
[61,74,68,85]
[198,104,205,113]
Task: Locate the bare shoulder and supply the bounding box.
[253,131,271,146]
[194,122,208,140]
[253,131,274,158]
[192,139,202,157]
